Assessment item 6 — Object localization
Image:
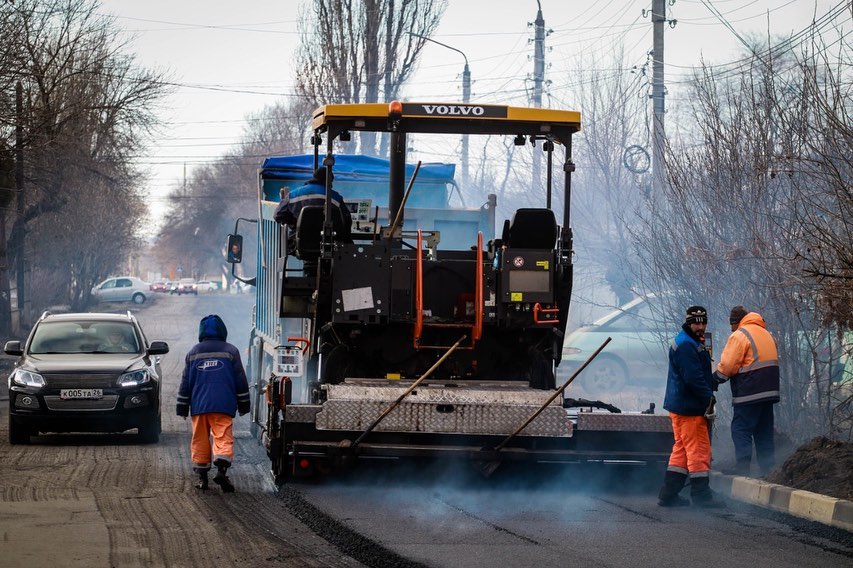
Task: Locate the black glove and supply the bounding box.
[238,402,250,416]
[176,403,189,418]
[704,396,717,420]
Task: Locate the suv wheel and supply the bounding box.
[582,356,629,391]
[132,293,146,305]
[9,416,31,445]
[138,412,161,444]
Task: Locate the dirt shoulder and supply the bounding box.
[764,436,853,501]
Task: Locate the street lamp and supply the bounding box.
[408,32,470,186]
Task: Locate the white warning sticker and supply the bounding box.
[341,287,374,312]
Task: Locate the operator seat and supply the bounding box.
[294,205,349,262]
[505,208,558,249]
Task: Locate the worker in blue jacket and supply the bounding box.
[658,305,725,508]
[273,166,352,242]
[177,314,250,492]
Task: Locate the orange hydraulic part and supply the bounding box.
[533,303,559,325]
[473,231,483,341]
[413,230,484,349]
[414,230,424,349]
[265,378,291,408]
[286,336,311,354]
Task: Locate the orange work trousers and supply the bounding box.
[191,413,234,472]
[667,413,711,475]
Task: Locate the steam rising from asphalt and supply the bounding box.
[316,458,664,526]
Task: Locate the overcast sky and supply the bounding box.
[102,0,844,224]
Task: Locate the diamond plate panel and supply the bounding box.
[315,383,571,437]
[325,383,561,405]
[576,412,672,432]
[286,405,322,423]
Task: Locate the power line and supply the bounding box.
[674,1,850,83]
[700,0,761,52]
[107,14,300,34]
[676,0,801,26]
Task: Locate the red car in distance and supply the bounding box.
[150,281,169,293]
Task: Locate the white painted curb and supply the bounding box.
[711,471,852,532]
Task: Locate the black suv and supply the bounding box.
[4,311,169,444]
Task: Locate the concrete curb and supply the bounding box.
[710,471,853,531]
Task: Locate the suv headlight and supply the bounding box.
[118,369,150,387]
[12,369,46,388]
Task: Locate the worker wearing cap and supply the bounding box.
[715,306,780,477]
[658,305,725,507]
[273,166,352,242]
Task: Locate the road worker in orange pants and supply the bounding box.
[177,314,250,492]
[658,306,726,508]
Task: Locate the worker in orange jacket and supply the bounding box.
[715,306,780,476]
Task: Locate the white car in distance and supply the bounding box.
[90,277,152,305]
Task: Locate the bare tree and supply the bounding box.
[0,0,169,312]
[630,33,852,441]
[295,0,447,155]
[780,39,853,331]
[155,156,258,283]
[776,37,853,439]
[567,46,650,307]
[154,99,313,282]
[240,98,314,158]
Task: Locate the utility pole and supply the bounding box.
[532,3,545,108]
[0,153,9,336]
[651,0,667,196]
[461,59,471,187]
[15,81,26,330]
[531,1,546,194]
[407,32,470,187]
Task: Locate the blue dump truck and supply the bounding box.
[230,101,673,483]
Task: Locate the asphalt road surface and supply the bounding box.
[0,293,851,568]
[0,293,364,568]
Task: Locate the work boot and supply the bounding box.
[195,471,209,491]
[690,476,727,508]
[658,471,690,507]
[213,458,235,493]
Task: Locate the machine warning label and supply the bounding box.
[536,260,549,270]
[511,292,523,302]
[513,256,524,267]
[341,286,374,312]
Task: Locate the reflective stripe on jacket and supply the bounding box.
[176,339,250,417]
[716,312,780,406]
[663,327,714,416]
